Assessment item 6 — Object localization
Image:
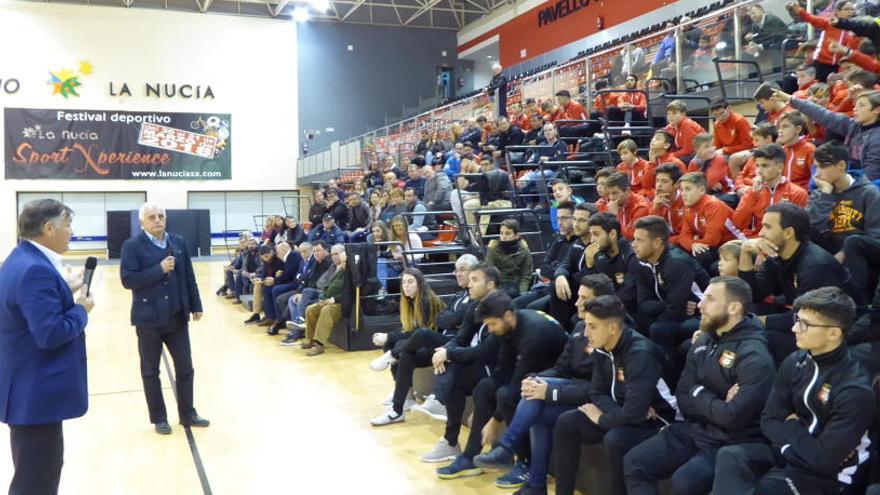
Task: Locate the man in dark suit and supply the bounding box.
[0,199,94,495]
[120,203,208,435]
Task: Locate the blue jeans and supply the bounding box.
[376,258,401,290]
[499,377,577,487]
[288,288,321,322]
[233,273,252,298]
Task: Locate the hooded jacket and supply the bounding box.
[762,345,874,488]
[676,316,776,444]
[486,239,534,294]
[635,244,710,321]
[807,174,880,253]
[790,97,880,180]
[591,327,679,430]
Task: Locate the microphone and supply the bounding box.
[82,257,97,296]
[166,243,175,279]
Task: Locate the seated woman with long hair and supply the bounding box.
[369,268,445,426]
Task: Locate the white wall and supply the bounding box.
[0,1,298,252]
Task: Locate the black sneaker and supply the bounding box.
[154,421,172,435]
[244,314,261,325]
[280,334,299,346]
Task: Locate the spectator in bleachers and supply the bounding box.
[364,157,383,190]
[551,203,600,330]
[260,241,303,334]
[743,3,789,57]
[597,172,651,241]
[691,34,717,79]
[260,215,276,244]
[298,243,347,357]
[351,178,369,201]
[472,284,607,495]
[775,86,880,180]
[624,276,776,495]
[279,242,317,341]
[553,89,587,131]
[620,45,649,82]
[788,0,861,82]
[675,172,736,271]
[664,100,705,162]
[526,123,567,163]
[282,216,307,246]
[739,202,856,364]
[369,268,447,426]
[509,102,531,131]
[443,142,464,181]
[631,215,709,384]
[218,231,252,297]
[438,291,567,488]
[344,192,372,243]
[405,163,426,199]
[368,190,386,226]
[308,189,327,228]
[688,133,735,202]
[583,213,639,313]
[232,237,259,304]
[488,116,525,164]
[324,179,346,201]
[608,74,647,128]
[382,154,404,179]
[450,122,464,143]
[832,5,880,48]
[650,163,686,237]
[488,63,509,117]
[776,111,816,190]
[404,187,438,237]
[243,244,285,326]
[308,213,346,245]
[463,160,513,236]
[552,292,677,495]
[378,215,425,295]
[486,219,534,298]
[379,188,407,223]
[792,65,818,99]
[515,200,577,311]
[616,139,651,197]
[324,189,349,227]
[594,167,615,210]
[713,286,874,495]
[732,124,778,194]
[732,144,809,239]
[755,83,793,125]
[549,179,584,232]
[717,240,743,277]
[711,97,755,156]
[523,114,546,145]
[415,129,430,156]
[429,266,502,468]
[644,130,687,197]
[650,21,678,77]
[422,163,452,212]
[808,141,880,302]
[459,119,483,149]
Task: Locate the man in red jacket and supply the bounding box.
[777,111,815,190]
[598,172,651,240]
[676,172,736,272]
[609,74,648,127]
[664,100,705,162]
[616,139,651,196]
[733,144,809,238]
[643,130,688,198]
[711,97,754,156]
[789,0,861,81]
[651,163,687,238]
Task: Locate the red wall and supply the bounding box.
[459,0,675,67]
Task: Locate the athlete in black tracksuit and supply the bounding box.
[514,230,577,310]
[713,344,875,495]
[464,310,568,465]
[585,238,640,314]
[550,238,589,330]
[553,326,678,495]
[623,315,776,495]
[739,240,855,364]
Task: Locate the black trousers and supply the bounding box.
[624,422,721,495]
[553,409,661,495]
[844,234,880,307]
[136,313,195,424]
[462,377,523,461]
[8,422,63,495]
[390,328,450,414]
[714,443,849,495]
[444,361,491,448]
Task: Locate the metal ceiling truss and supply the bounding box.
[30,0,503,29]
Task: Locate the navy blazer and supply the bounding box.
[0,242,89,425]
[120,231,203,328]
[275,251,303,285]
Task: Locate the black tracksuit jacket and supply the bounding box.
[635,244,710,322]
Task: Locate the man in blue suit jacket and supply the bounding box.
[120,203,208,435]
[0,199,94,495]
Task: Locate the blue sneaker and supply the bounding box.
[474,444,515,470]
[437,455,483,480]
[512,484,547,495]
[495,461,530,489]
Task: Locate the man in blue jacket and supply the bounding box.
[121,203,208,435]
[0,199,94,495]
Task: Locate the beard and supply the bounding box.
[699,311,730,337]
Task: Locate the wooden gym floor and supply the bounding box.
[0,261,503,494]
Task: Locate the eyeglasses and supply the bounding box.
[792,314,839,333]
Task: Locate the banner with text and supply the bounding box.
[4,108,232,180]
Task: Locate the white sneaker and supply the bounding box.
[370,350,397,372]
[370,409,405,427]
[403,396,416,412]
[411,395,448,421]
[382,390,394,406]
[421,438,461,463]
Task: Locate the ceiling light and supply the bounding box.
[487,55,492,58]
[312,0,331,12]
[293,6,311,21]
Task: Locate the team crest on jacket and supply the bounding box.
[617,367,626,382]
[719,350,737,368]
[818,383,832,405]
[615,272,625,285]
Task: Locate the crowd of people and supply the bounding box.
[212,3,880,493]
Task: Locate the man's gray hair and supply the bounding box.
[331,244,346,254]
[18,199,73,240]
[239,230,254,240]
[138,202,165,221]
[455,253,480,270]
